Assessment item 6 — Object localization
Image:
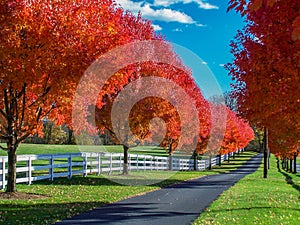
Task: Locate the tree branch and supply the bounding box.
[19,83,27,131]
[0,145,8,152]
[27,86,51,108]
[17,133,30,144]
[0,108,7,118]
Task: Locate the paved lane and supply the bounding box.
[55,153,262,225]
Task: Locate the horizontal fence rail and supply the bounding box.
[0,149,249,189]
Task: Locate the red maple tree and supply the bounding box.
[227,0,300,176]
[0,0,155,192]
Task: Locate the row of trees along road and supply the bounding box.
[0,0,254,193]
[227,0,300,177]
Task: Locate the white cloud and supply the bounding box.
[115,0,196,24]
[152,24,163,31]
[115,0,142,13]
[219,64,225,67]
[196,23,206,27]
[153,0,219,10]
[173,28,183,32]
[145,7,194,23]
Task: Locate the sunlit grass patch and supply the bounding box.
[193,154,300,225]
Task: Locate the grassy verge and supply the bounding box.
[0,151,258,225]
[193,154,300,225]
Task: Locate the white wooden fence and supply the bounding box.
[0,151,239,189]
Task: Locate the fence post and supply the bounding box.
[109,153,112,174]
[144,155,146,171]
[208,155,212,170]
[168,154,173,171]
[27,156,32,185]
[150,156,153,171]
[119,154,122,173]
[128,154,132,172]
[136,155,139,171]
[1,158,5,190]
[83,154,87,177]
[68,154,72,179]
[97,153,101,176]
[49,156,54,181]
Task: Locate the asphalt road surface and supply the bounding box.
[55,153,262,225]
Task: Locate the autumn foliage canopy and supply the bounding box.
[227,0,300,159]
[1,0,254,191]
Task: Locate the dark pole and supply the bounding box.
[293,153,297,174]
[168,137,173,171]
[263,127,268,178]
[193,150,197,171]
[208,155,212,170]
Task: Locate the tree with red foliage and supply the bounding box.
[92,57,211,173]
[218,107,254,158]
[0,0,78,193]
[227,0,300,177]
[0,0,155,192]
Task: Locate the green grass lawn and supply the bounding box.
[193,154,300,225]
[0,150,258,225]
[0,143,190,157]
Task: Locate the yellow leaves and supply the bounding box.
[108,26,116,35]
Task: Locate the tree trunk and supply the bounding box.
[193,151,197,171]
[268,148,270,169]
[67,129,73,145]
[276,158,280,170]
[46,122,53,144]
[263,127,268,178]
[168,139,173,171]
[227,154,230,163]
[6,145,18,193]
[123,145,129,175]
[259,133,263,153]
[260,142,263,153]
[289,158,293,173]
[218,154,222,166]
[208,155,212,170]
[286,158,289,172]
[293,153,297,174]
[168,154,173,171]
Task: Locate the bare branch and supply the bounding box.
[36,107,42,122]
[19,84,27,131]
[0,109,7,118]
[0,145,8,152]
[27,86,51,108]
[18,133,30,144]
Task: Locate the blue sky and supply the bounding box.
[115,0,245,97]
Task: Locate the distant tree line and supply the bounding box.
[20,119,116,145]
